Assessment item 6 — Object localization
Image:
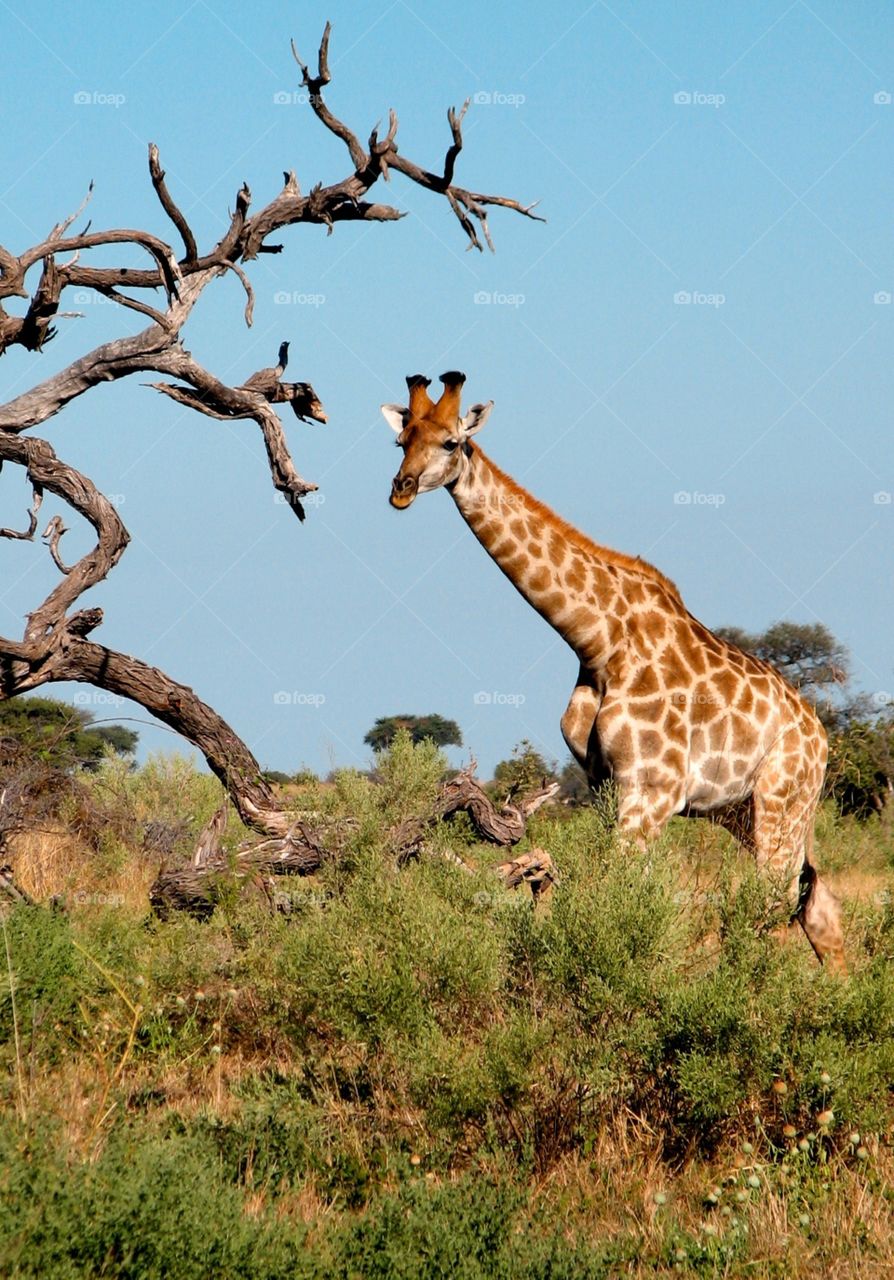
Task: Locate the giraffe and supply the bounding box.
[382,371,846,971]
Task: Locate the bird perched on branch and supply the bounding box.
[239,340,290,398]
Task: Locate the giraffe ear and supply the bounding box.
[460,401,493,438]
[381,404,408,433]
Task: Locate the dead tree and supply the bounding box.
[149,763,559,919]
[0,25,541,847]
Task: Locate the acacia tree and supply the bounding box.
[714,622,848,703]
[364,715,463,753]
[0,25,539,845]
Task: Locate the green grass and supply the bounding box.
[1,735,892,1277]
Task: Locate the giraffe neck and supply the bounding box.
[449,445,679,668]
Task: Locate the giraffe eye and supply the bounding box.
[443,439,459,453]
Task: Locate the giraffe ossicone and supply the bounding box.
[383,370,846,972]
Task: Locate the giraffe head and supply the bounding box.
[382,371,493,508]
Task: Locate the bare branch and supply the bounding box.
[219,259,255,326]
[15,229,182,301]
[41,515,75,574]
[146,349,320,518]
[444,100,469,187]
[47,183,94,242]
[0,479,42,541]
[0,433,129,647]
[291,24,368,171]
[11,635,290,836]
[148,143,198,262]
[255,403,317,520]
[147,382,241,420]
[93,284,176,329]
[387,115,545,252]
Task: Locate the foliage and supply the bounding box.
[492,739,557,801]
[0,695,137,773]
[825,715,894,820]
[364,713,462,753]
[263,770,293,786]
[557,757,591,806]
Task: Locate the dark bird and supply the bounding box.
[239,340,290,398]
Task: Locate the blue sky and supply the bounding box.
[1,0,891,777]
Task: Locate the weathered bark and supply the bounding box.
[392,765,560,862]
[0,25,539,847]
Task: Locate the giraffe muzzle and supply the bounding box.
[390,473,418,509]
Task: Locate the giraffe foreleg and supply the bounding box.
[616,779,684,850]
[560,670,605,780]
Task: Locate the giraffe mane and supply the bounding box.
[476,446,684,603]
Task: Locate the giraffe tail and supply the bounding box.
[792,860,816,923]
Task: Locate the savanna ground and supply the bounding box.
[1,734,893,1278]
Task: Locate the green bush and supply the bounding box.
[0,906,86,1060]
[0,1121,313,1280]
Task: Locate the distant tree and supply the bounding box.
[825,715,894,821]
[0,695,138,772]
[292,768,319,786]
[364,714,463,753]
[558,758,592,806]
[262,770,293,787]
[492,740,557,801]
[715,622,848,713]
